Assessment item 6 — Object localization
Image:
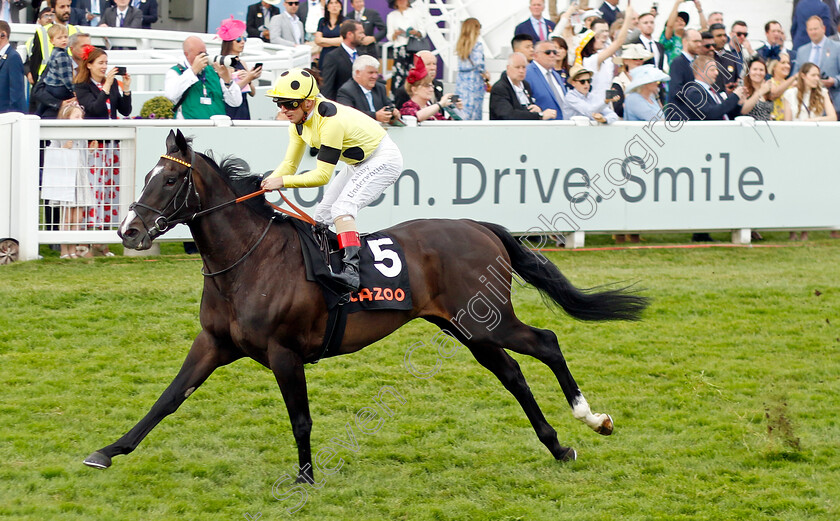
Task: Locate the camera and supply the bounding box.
[115,66,127,76]
[211,55,240,67]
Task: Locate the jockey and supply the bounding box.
[261,68,404,292]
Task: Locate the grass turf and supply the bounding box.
[2,236,839,520]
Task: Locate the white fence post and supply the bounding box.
[10,115,41,261]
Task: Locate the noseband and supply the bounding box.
[129,151,200,237]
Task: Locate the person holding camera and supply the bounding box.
[399,54,464,122]
[164,35,242,119]
[73,45,131,119]
[336,54,400,124]
[217,17,262,120]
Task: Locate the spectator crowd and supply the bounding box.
[5,0,839,125]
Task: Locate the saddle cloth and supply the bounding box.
[290,219,413,313]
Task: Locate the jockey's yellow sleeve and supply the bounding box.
[268,98,387,188]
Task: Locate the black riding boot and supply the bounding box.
[332,245,361,292]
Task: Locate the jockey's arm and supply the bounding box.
[267,118,344,189]
[265,130,307,187]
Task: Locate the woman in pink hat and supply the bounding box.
[217,16,263,120]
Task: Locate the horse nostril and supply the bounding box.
[124,228,139,239]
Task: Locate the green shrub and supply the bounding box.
[140,96,174,119]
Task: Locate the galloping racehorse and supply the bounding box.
[84,130,648,478]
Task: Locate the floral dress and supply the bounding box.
[455,42,486,121]
[86,140,120,229]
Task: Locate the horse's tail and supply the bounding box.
[478,222,650,321]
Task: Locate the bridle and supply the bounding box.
[129,151,200,237]
[128,151,316,277]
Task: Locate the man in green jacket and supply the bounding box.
[163,35,242,119]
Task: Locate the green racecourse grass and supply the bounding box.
[1,234,839,521]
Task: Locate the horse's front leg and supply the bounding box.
[268,344,313,484]
[84,330,240,469]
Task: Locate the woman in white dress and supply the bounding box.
[42,103,95,258]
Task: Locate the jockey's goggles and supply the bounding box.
[273,98,303,110]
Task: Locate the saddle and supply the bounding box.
[288,219,413,363]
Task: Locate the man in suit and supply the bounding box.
[131,0,157,29]
[336,54,399,123]
[75,0,110,27]
[757,20,796,63]
[0,21,28,113]
[490,52,555,120]
[793,0,836,50]
[794,15,840,111]
[525,39,565,120]
[634,12,665,71]
[667,29,701,104]
[247,0,280,42]
[673,54,744,121]
[599,0,621,27]
[99,0,141,28]
[320,19,363,100]
[794,0,840,33]
[514,0,555,42]
[709,24,740,92]
[347,0,385,58]
[269,0,305,47]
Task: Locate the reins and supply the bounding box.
[136,153,318,277]
[196,188,317,226]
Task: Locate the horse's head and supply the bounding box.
[119,130,201,250]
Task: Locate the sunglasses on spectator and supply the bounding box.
[235,36,247,42]
[287,1,299,4]
[735,32,748,37]
[541,49,558,55]
[576,78,592,84]
[275,99,302,110]
[703,43,715,48]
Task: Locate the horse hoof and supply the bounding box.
[83,451,112,469]
[594,414,614,436]
[561,448,577,462]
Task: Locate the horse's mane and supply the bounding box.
[198,151,279,220]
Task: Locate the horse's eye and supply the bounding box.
[165,177,177,186]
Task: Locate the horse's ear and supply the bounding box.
[165,129,177,153]
[174,129,189,154]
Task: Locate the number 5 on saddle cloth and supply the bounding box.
[290,220,413,362]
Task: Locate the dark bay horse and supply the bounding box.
[84,130,648,477]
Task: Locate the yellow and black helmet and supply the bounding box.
[266,68,320,105]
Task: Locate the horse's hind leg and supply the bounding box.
[504,324,614,436]
[466,344,577,461]
[83,331,239,469]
